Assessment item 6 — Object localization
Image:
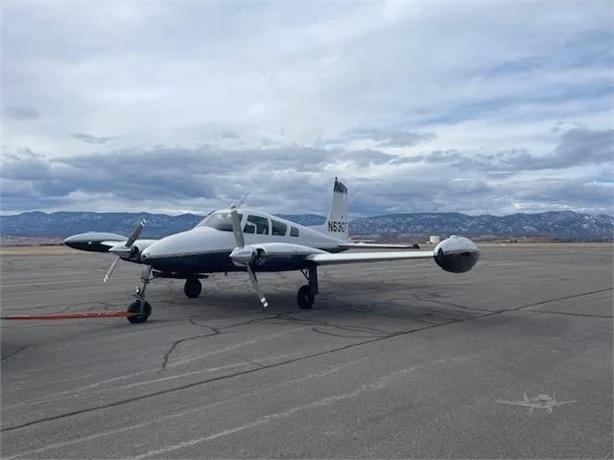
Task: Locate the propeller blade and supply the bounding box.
[246,265,269,310]
[230,209,266,309]
[125,219,146,247]
[236,192,250,208]
[230,208,245,248]
[103,256,121,283]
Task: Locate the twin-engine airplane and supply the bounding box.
[65,179,480,324]
[496,392,577,413]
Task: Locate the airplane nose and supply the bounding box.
[139,238,176,266]
[138,228,210,272]
[140,247,153,262]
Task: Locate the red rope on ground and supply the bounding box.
[1,311,133,320]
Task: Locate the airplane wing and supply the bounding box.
[307,250,434,266]
[338,242,421,249]
[64,232,158,255]
[306,235,479,273]
[554,400,577,406]
[496,400,533,407]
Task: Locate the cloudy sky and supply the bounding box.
[1,2,613,216]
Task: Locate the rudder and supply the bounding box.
[323,177,349,239]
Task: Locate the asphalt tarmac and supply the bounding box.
[1,244,612,458]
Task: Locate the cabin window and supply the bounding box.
[198,211,240,232]
[290,226,299,237]
[272,220,287,236]
[247,215,269,235]
[243,222,255,234]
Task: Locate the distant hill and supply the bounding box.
[277,214,326,226]
[0,211,326,239]
[0,211,204,238]
[0,210,611,241]
[350,211,613,241]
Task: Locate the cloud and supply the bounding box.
[548,128,614,168]
[3,3,612,150]
[0,146,395,213]
[407,128,614,172]
[1,3,612,215]
[507,179,614,214]
[3,106,39,120]
[70,132,116,144]
[341,129,436,148]
[2,131,612,216]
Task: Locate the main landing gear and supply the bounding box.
[297,266,318,309]
[125,266,318,323]
[184,277,202,298]
[127,266,153,324]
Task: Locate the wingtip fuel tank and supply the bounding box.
[433,235,480,273]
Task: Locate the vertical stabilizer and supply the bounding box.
[322,177,349,239]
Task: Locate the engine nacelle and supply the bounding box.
[106,241,147,262]
[230,243,325,270]
[230,245,266,267]
[129,243,146,262]
[434,235,480,273]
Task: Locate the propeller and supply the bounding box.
[236,192,250,209]
[104,219,146,283]
[103,255,121,283]
[229,207,269,310]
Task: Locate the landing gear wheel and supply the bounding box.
[127,299,151,324]
[297,285,315,309]
[184,278,202,298]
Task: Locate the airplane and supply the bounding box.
[64,178,480,324]
[496,392,577,413]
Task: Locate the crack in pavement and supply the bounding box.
[159,325,220,371]
[234,355,265,368]
[519,310,613,319]
[160,313,395,369]
[2,286,610,433]
[311,325,390,339]
[1,346,28,362]
[3,356,372,460]
[412,292,493,313]
[158,315,292,370]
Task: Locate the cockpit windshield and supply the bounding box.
[197,211,241,232]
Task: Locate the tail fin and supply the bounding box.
[322,177,349,239]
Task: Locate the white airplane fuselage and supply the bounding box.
[140,210,346,274]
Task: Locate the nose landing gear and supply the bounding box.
[127,299,151,324]
[127,266,153,324]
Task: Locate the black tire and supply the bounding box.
[297,285,314,309]
[127,300,151,324]
[184,278,202,298]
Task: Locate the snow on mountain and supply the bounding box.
[0,211,611,241]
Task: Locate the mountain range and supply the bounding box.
[0,210,612,241]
